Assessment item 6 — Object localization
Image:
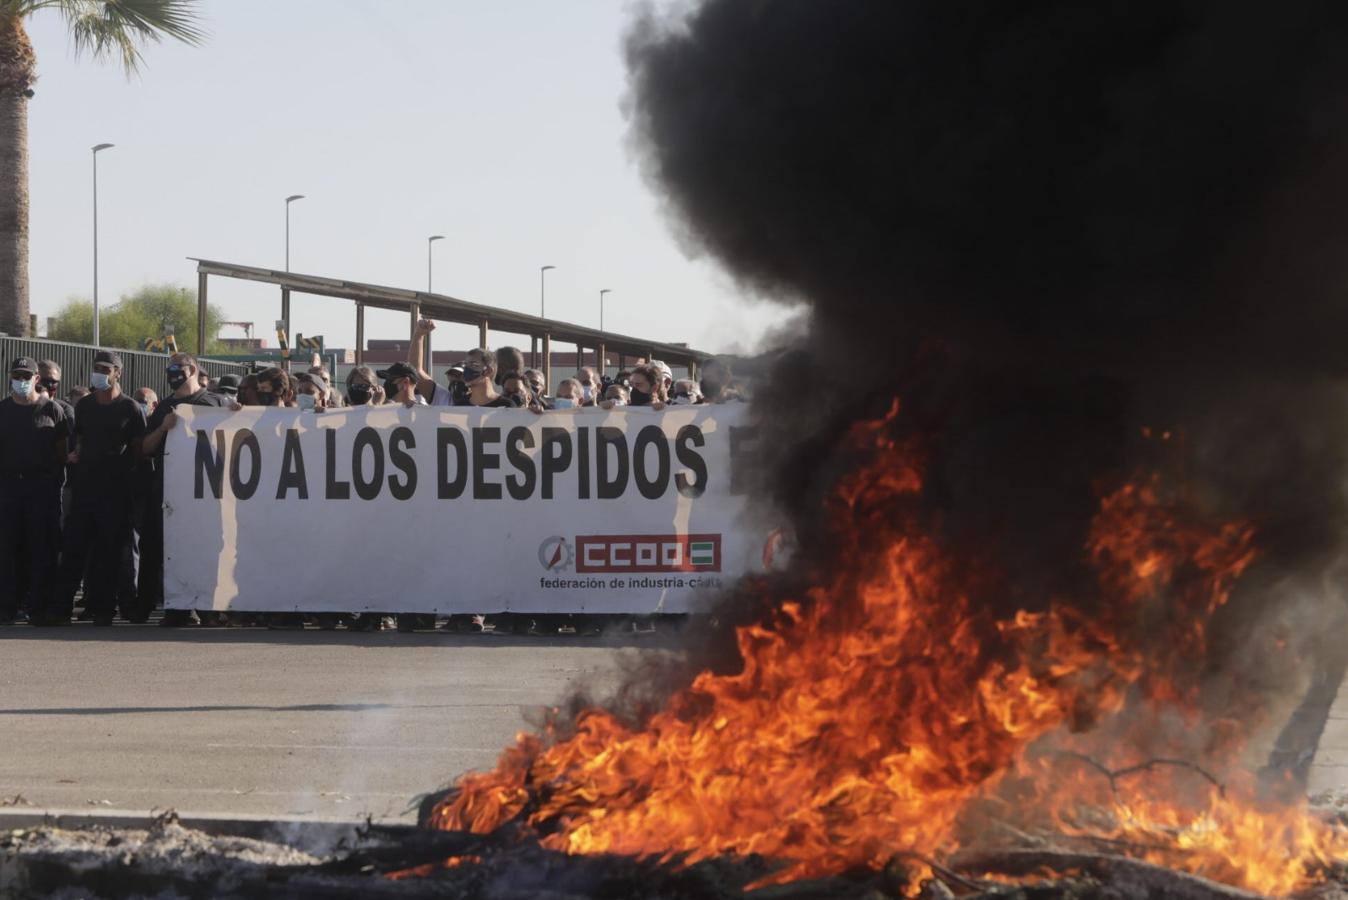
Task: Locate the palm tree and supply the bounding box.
[0,1,203,337]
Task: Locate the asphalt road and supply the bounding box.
[0,624,662,823]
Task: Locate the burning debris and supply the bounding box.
[406,0,1348,897]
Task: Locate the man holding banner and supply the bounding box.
[139,353,230,626]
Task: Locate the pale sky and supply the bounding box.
[24,0,793,355]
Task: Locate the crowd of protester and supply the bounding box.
[0,325,743,633]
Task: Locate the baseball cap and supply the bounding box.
[376,362,418,381]
[216,373,241,395]
[9,356,37,376]
[93,349,123,369]
[295,371,327,389]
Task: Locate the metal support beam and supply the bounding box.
[410,302,420,347]
[355,302,365,365]
[531,335,538,369]
[542,333,552,392]
[478,319,489,349]
[597,342,606,377]
[196,271,208,356]
[280,287,291,371]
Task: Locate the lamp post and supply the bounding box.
[428,235,445,292]
[91,143,114,346]
[285,194,305,272]
[540,265,556,317]
[599,289,611,332]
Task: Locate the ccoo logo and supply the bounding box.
[538,536,575,572]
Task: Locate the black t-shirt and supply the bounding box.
[146,390,228,454]
[0,397,68,478]
[478,396,517,408]
[72,393,147,482]
[146,390,229,484]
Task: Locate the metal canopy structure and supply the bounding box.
[191,258,707,386]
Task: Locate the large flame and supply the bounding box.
[429,402,1347,895]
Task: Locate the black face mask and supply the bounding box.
[461,365,486,384]
[450,380,471,403]
[348,383,373,405]
[629,388,652,406]
[166,369,190,390]
[505,392,527,407]
[258,393,278,407]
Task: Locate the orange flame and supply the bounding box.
[429,403,1344,894]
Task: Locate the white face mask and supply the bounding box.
[11,378,33,397]
[297,393,318,411]
[136,401,150,416]
[90,372,112,391]
[553,397,575,410]
[581,385,593,402]
[608,398,626,408]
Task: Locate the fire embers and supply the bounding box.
[422,401,1347,895]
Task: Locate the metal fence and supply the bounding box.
[0,337,252,401]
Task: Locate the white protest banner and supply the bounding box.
[162,404,767,613]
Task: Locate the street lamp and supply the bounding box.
[540,265,556,317]
[285,194,305,272]
[91,143,114,346]
[428,235,445,292]
[599,289,611,332]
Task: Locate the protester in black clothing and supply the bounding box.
[35,361,76,525]
[0,358,68,626]
[140,353,231,626]
[215,373,241,399]
[52,350,147,626]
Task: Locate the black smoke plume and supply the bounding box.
[624,0,1348,755]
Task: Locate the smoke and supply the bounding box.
[624,1,1348,761]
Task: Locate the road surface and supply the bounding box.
[0,624,657,823]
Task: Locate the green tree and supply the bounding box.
[0,1,203,337]
[48,282,226,355]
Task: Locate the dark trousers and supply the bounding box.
[0,476,61,619]
[55,485,134,619]
[135,486,163,616]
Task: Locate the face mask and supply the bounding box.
[91,372,112,391]
[11,378,33,397]
[259,393,278,407]
[137,401,150,416]
[669,394,691,405]
[348,383,373,405]
[581,385,594,402]
[297,393,318,411]
[608,398,627,408]
[506,392,527,407]
[553,397,575,410]
[461,365,484,383]
[166,367,190,390]
[629,388,652,406]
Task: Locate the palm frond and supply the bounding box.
[57,0,204,73]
